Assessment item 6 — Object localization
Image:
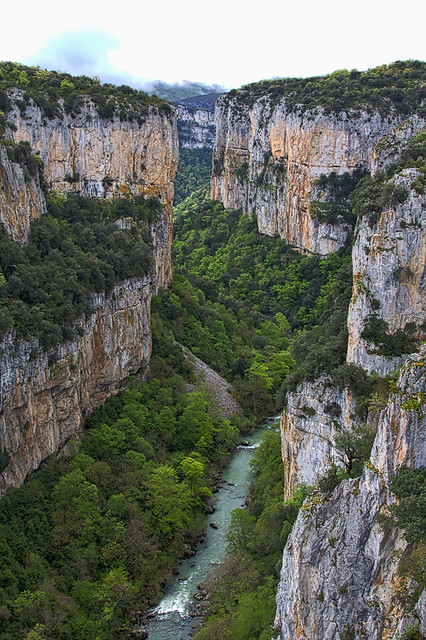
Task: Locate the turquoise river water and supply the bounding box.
[146,414,280,639]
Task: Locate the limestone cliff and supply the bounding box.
[0,276,152,492]
[371,114,426,175]
[0,145,46,241]
[211,95,403,255]
[175,99,216,149]
[0,90,178,493]
[5,90,178,208]
[280,381,353,499]
[347,169,426,376]
[275,346,426,640]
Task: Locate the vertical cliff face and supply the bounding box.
[275,347,426,640]
[175,100,216,149]
[211,94,402,255]
[274,116,425,636]
[0,145,46,241]
[347,169,426,376]
[371,115,426,175]
[0,92,178,493]
[280,380,354,499]
[5,91,178,208]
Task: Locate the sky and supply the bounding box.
[1,0,425,90]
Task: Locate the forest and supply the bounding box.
[231,60,426,115]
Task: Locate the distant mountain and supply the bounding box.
[144,80,227,102]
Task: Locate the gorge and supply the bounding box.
[0,60,425,640]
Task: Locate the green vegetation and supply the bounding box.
[388,466,426,543]
[351,131,426,227]
[0,371,242,640]
[0,193,158,347]
[173,190,352,331]
[0,139,44,184]
[230,60,426,115]
[310,168,366,225]
[0,62,170,124]
[194,430,312,640]
[157,189,355,417]
[361,315,418,358]
[380,466,426,613]
[318,421,378,493]
[173,149,212,204]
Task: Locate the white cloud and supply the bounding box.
[2,0,425,87]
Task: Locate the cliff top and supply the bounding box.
[0,61,173,125]
[223,60,426,116]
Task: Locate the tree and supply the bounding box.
[97,567,136,630]
[333,422,376,476]
[144,465,191,540]
[180,455,212,502]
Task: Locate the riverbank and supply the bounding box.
[145,416,281,639]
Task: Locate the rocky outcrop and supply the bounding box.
[347,169,426,375]
[211,95,405,255]
[0,145,46,241]
[5,91,178,208]
[0,200,174,494]
[275,346,426,640]
[175,101,216,149]
[280,380,353,499]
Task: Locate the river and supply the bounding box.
[146,414,280,639]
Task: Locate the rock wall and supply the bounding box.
[211,95,403,255]
[371,114,426,175]
[347,169,426,376]
[5,91,178,208]
[275,346,426,640]
[0,276,153,493]
[175,102,216,149]
[0,145,46,242]
[280,380,353,499]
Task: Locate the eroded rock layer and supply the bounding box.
[280,380,353,499]
[175,101,216,149]
[5,91,178,207]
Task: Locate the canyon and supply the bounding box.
[0,63,425,639]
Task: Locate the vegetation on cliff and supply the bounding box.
[0,193,158,347]
[351,130,426,228]
[229,60,426,115]
[0,139,44,184]
[0,62,171,126]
